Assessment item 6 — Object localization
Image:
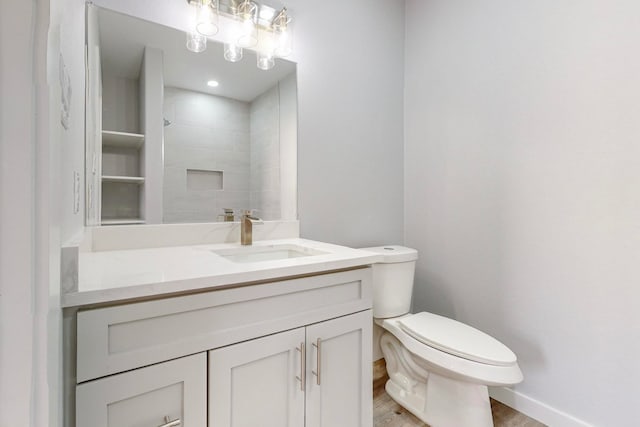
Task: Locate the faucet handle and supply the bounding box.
[243,209,260,218]
[242,209,262,223]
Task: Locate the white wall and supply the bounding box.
[85,5,103,226]
[56,0,87,244]
[0,3,39,424]
[1,0,84,424]
[404,1,640,426]
[288,0,406,247]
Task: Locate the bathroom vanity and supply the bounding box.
[64,233,379,427]
[67,4,377,425]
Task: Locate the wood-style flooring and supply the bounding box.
[372,361,546,427]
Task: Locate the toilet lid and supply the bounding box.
[398,312,517,366]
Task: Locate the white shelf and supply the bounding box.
[101,219,146,226]
[102,175,145,184]
[102,130,144,149]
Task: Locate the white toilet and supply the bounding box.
[364,246,523,427]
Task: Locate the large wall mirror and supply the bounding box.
[85,5,297,226]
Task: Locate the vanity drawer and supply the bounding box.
[76,353,206,427]
[77,268,372,382]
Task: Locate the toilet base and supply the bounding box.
[385,373,493,427]
[381,332,494,427]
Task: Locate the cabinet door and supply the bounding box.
[306,310,373,427]
[76,353,206,427]
[209,328,306,427]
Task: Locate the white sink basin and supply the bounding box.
[212,244,327,263]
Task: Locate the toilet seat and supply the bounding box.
[398,312,517,367]
[378,315,523,386]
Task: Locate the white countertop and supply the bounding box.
[63,239,381,308]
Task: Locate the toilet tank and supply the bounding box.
[361,246,418,318]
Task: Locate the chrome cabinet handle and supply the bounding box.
[158,416,181,427]
[312,338,322,385]
[296,342,306,392]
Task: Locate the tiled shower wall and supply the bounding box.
[162,78,293,223]
[250,85,280,221]
[163,87,251,222]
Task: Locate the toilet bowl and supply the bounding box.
[363,246,523,427]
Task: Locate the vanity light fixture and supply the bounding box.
[196,0,219,36]
[256,26,275,70]
[236,0,258,48]
[272,7,292,58]
[256,49,275,70]
[185,0,293,69]
[224,42,243,62]
[186,0,218,52]
[186,30,207,53]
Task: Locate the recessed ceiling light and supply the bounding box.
[207,80,219,87]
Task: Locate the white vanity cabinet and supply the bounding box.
[209,328,306,427]
[71,268,373,427]
[76,353,206,427]
[209,310,372,427]
[305,311,372,427]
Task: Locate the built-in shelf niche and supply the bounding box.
[102,175,145,184]
[100,130,145,225]
[102,130,144,148]
[101,180,143,225]
[100,219,146,226]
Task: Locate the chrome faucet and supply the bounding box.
[240,210,262,245]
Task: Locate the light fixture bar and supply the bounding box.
[187,0,286,33]
[272,7,290,29]
[185,0,293,68]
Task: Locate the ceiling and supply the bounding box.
[98,7,296,102]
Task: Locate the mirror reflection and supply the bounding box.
[86,6,297,226]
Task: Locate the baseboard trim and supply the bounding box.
[490,387,593,427]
